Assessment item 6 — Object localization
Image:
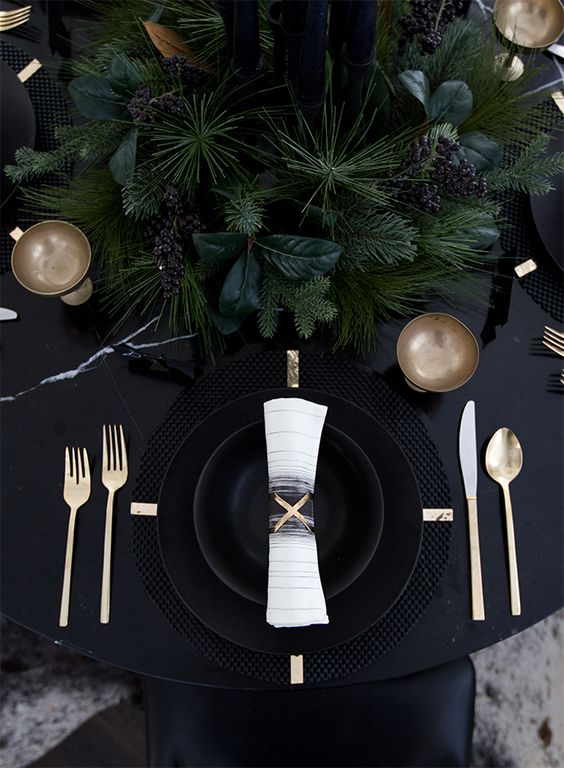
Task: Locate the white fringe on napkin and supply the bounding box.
[264,397,329,628]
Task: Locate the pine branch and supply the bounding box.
[487,135,564,196]
[258,268,337,339]
[122,161,165,220]
[337,208,419,268]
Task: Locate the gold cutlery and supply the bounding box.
[485,428,523,616]
[542,326,564,357]
[459,401,485,621]
[60,447,91,627]
[0,4,31,31]
[100,424,128,624]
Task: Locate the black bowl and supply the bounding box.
[194,422,385,605]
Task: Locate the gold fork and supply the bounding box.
[0,5,31,31]
[100,424,128,624]
[60,447,91,627]
[542,326,564,357]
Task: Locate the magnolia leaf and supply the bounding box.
[68,75,130,121]
[107,56,144,96]
[209,307,245,334]
[258,235,341,280]
[192,233,247,263]
[364,61,391,140]
[429,80,473,125]
[457,132,502,172]
[219,251,262,319]
[468,219,500,249]
[143,20,192,58]
[109,128,138,186]
[398,70,431,111]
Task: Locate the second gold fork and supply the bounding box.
[100,424,128,624]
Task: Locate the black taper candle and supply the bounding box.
[343,0,377,127]
[281,0,308,92]
[328,0,351,104]
[213,0,235,58]
[266,0,285,83]
[232,0,261,79]
[296,0,329,127]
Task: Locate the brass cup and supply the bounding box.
[10,221,93,305]
[493,0,564,80]
[396,313,480,393]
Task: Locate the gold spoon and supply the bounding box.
[485,427,523,615]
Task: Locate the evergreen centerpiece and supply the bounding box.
[6,0,564,352]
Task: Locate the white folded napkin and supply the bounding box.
[263,397,329,628]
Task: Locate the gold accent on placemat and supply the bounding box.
[551,91,564,114]
[273,492,311,533]
[287,350,299,388]
[290,655,304,684]
[17,59,42,83]
[130,502,158,516]
[423,508,454,522]
[514,258,538,277]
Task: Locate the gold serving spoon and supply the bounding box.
[485,428,523,615]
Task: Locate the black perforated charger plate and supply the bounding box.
[131,352,453,684]
[157,389,419,654]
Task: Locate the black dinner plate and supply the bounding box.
[0,60,36,208]
[194,421,385,605]
[157,388,423,654]
[530,128,563,272]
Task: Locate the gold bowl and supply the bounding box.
[396,313,480,393]
[11,221,93,304]
[494,0,564,49]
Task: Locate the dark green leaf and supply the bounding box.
[398,70,430,111]
[109,128,138,186]
[208,307,245,334]
[219,251,262,318]
[457,132,501,172]
[107,56,144,96]
[257,235,341,280]
[468,219,500,249]
[68,75,130,121]
[192,233,247,264]
[364,62,391,140]
[429,80,472,125]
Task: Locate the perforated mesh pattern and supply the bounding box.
[0,41,72,273]
[131,352,452,684]
[500,100,563,323]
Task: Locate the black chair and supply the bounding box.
[144,656,475,767]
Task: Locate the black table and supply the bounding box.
[1,2,563,690]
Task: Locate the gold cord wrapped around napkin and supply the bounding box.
[263,398,329,628]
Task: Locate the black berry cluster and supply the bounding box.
[127,86,185,128]
[147,187,203,299]
[395,134,487,212]
[431,136,488,198]
[398,0,464,55]
[161,55,208,87]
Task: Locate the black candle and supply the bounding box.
[345,0,377,67]
[328,0,350,58]
[297,0,329,108]
[232,0,261,78]
[214,0,235,57]
[281,0,308,34]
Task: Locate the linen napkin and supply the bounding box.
[263,397,329,628]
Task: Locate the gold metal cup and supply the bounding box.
[10,221,93,305]
[396,313,480,393]
[494,0,564,80]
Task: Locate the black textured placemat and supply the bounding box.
[131,352,453,685]
[0,40,71,273]
[500,100,563,323]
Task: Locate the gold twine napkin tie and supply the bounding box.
[272,492,312,533]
